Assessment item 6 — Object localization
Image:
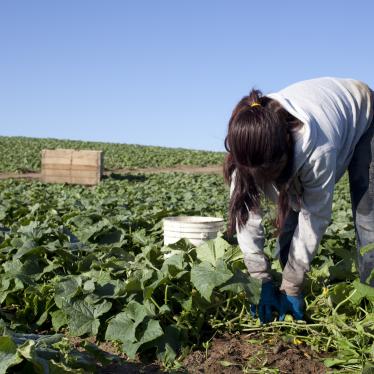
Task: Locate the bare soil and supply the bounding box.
[181,333,327,374]
[109,165,223,175]
[69,333,327,374]
[0,172,40,180]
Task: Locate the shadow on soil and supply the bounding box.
[104,173,148,182]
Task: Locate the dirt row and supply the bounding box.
[70,333,327,374]
[0,165,223,181]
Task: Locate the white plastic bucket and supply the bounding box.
[163,216,225,246]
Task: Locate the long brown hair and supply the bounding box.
[224,89,302,235]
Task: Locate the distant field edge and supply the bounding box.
[0,136,225,172]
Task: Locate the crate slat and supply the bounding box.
[43,164,98,172]
[42,170,99,178]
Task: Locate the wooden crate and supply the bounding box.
[41,149,104,185]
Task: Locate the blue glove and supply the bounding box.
[251,282,280,324]
[279,293,304,321]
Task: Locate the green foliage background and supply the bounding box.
[0,136,224,172]
[0,137,373,372]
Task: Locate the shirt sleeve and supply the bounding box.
[280,148,337,295]
[230,172,273,283]
[236,211,272,283]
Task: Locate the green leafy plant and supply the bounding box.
[0,169,373,372]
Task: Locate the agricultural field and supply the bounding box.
[0,137,224,172]
[0,137,373,373]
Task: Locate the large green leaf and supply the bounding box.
[105,301,151,345]
[161,253,186,278]
[105,301,163,359]
[219,269,261,304]
[105,312,136,345]
[51,310,69,331]
[65,299,112,336]
[0,336,23,374]
[191,259,233,301]
[54,276,82,308]
[350,279,374,305]
[155,324,181,364]
[196,237,230,266]
[121,319,163,359]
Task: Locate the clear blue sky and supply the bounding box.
[1,1,373,151]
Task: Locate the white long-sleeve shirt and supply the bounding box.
[235,77,374,295]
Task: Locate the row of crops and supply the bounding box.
[0,137,373,372]
[0,136,224,172]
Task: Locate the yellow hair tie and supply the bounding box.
[250,102,261,108]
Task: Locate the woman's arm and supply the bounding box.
[281,148,337,295]
[230,174,274,283]
[236,210,272,283]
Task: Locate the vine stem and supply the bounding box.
[332,289,357,314]
[164,284,168,305]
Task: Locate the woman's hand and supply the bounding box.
[279,293,304,321]
[251,281,280,323]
